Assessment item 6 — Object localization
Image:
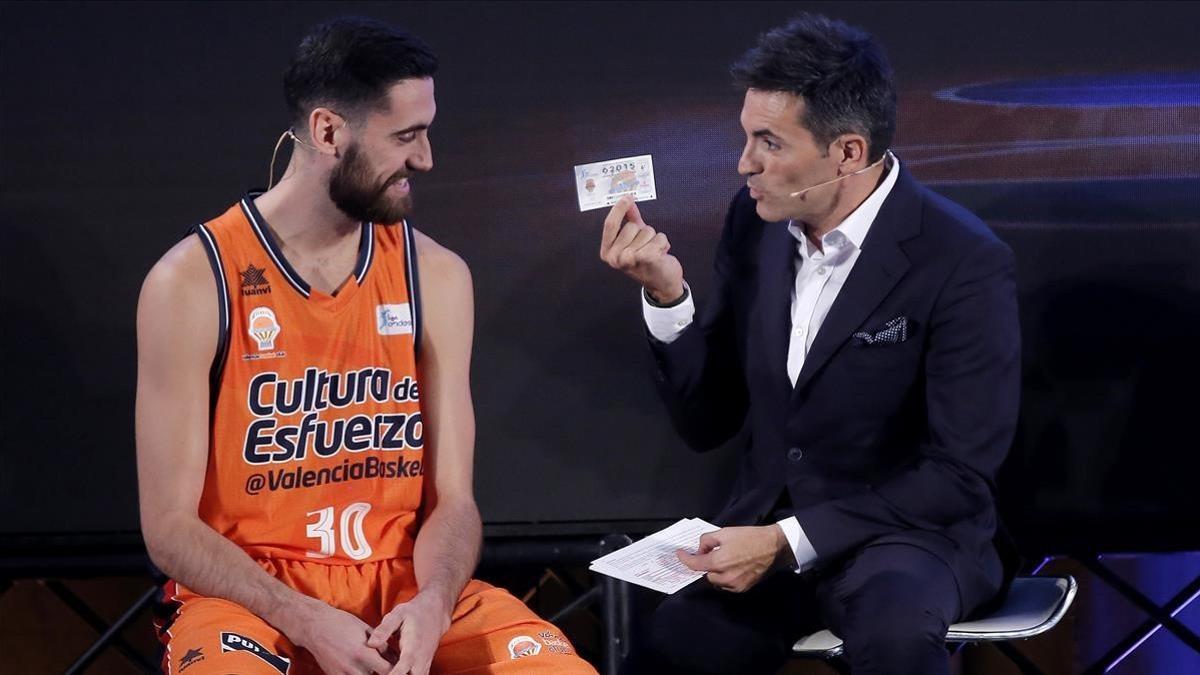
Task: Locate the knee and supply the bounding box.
[844,613,946,665]
[628,598,741,675]
[839,587,950,670]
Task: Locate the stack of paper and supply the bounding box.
[589,518,720,594]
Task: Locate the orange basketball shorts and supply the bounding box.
[156,557,597,674]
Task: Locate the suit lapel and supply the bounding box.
[758,219,798,397]
[791,168,922,394]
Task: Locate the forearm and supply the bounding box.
[145,515,315,633]
[651,320,748,451]
[794,452,996,561]
[649,206,750,450]
[411,498,482,611]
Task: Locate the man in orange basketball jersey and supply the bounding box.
[135,17,595,675]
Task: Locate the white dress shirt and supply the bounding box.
[643,157,901,570]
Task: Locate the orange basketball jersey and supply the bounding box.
[193,196,425,564]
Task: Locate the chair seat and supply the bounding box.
[793,575,1077,658]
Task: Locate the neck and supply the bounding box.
[253,158,360,254]
[799,160,888,249]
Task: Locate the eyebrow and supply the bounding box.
[751,129,779,139]
[392,124,429,136]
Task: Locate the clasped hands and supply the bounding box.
[676,525,792,593]
[287,589,452,675]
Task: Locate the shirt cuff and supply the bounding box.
[776,516,819,573]
[642,283,694,344]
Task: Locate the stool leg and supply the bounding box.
[599,534,633,675]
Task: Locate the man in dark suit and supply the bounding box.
[598,13,1019,675]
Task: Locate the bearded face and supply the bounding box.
[328,140,413,224]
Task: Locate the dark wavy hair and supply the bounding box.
[731,13,896,162]
[284,16,438,130]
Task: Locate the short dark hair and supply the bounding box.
[731,13,896,162]
[284,16,438,129]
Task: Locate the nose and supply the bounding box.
[408,134,433,172]
[737,140,758,177]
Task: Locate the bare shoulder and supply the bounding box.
[140,234,214,306]
[137,234,218,360]
[412,228,472,293]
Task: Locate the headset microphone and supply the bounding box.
[267,128,319,189]
[286,128,318,150]
[788,150,893,198]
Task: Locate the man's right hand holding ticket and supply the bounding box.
[600,196,686,305]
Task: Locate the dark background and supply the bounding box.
[3,1,1199,550]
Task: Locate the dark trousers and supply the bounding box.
[622,543,962,675]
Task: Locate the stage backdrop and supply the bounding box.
[3,1,1199,555]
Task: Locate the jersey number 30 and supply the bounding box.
[305,502,373,560]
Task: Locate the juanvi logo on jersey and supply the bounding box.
[376,303,413,335]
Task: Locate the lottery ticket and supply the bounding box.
[574,154,657,211]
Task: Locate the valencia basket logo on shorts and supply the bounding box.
[508,635,542,659]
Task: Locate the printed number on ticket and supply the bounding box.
[574,154,657,212]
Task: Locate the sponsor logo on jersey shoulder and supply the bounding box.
[376,303,413,335]
[249,307,281,351]
[240,263,272,296]
[220,632,290,674]
[508,635,542,659]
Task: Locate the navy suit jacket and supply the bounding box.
[650,166,1020,614]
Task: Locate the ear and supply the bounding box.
[836,134,869,173]
[305,108,347,156]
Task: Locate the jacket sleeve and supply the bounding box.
[794,235,1020,559]
[648,192,752,452]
